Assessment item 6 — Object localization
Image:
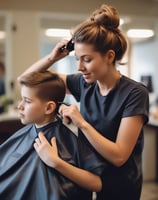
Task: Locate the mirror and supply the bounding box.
[0,12,13,113]
[0,12,12,98]
[0,14,6,96]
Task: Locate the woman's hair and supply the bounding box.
[72,4,127,63]
[19,70,66,104]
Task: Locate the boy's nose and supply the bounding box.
[17,102,24,110]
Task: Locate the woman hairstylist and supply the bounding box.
[21,4,149,200]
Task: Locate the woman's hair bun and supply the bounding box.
[90,4,120,31]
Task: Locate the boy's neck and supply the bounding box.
[35,117,57,128]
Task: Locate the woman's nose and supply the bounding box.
[77,61,85,72]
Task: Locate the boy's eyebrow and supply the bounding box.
[23,96,32,100]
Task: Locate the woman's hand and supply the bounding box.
[34,131,59,168]
[59,104,86,128]
[17,40,71,81]
[48,40,70,64]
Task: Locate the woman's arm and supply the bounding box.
[59,104,144,167]
[17,40,70,92]
[80,116,143,167]
[34,132,102,192]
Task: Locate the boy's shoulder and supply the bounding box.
[14,124,33,135]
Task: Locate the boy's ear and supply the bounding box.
[45,101,56,114]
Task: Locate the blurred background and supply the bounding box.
[0,0,158,100]
[0,1,158,199]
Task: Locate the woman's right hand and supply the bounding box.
[59,104,86,128]
[48,40,70,64]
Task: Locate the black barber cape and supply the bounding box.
[0,118,105,200]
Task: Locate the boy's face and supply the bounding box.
[18,85,48,126]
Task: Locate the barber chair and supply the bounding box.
[0,119,24,144]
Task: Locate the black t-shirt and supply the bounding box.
[67,73,149,200]
[0,118,105,200]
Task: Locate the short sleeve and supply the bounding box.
[123,86,149,124]
[67,73,82,102]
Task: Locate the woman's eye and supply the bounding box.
[75,55,92,62]
[84,59,91,63]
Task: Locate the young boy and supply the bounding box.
[0,71,106,200]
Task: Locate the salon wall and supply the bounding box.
[5,11,39,99]
[130,25,158,98]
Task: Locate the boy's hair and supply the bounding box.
[19,70,66,104]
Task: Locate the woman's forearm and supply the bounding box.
[20,41,69,76]
[18,54,55,80]
[17,46,68,88]
[54,157,102,192]
[79,116,143,167]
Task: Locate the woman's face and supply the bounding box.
[75,43,112,83]
[17,85,48,126]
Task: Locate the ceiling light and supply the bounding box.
[120,18,124,26]
[0,31,5,39]
[45,28,71,37]
[127,29,154,39]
